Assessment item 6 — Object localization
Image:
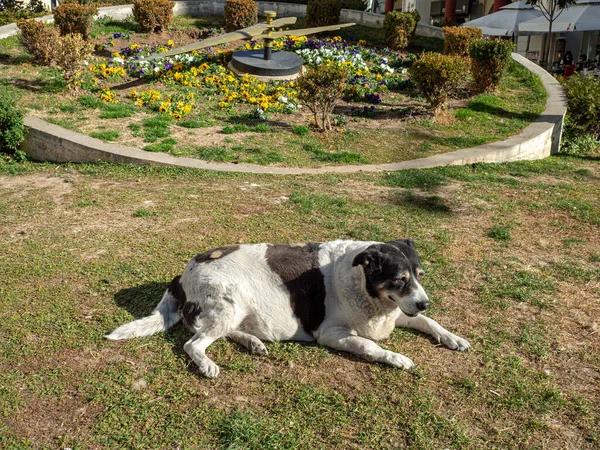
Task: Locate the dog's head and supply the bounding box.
[352,239,428,316]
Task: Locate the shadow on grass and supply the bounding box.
[0,53,30,65]
[467,97,539,122]
[9,76,66,94]
[392,191,452,214]
[555,152,600,162]
[110,77,154,91]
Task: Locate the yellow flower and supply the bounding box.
[167,40,175,48]
[358,40,367,46]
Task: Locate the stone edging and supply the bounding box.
[3,2,565,174]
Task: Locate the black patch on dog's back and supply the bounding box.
[194,245,240,264]
[169,275,202,327]
[266,243,326,335]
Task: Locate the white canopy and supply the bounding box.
[519,0,600,33]
[462,1,543,36]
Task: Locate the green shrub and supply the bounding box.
[341,0,367,11]
[469,38,514,93]
[383,11,417,50]
[0,0,47,26]
[409,52,468,113]
[53,2,97,40]
[306,0,341,27]
[561,74,600,137]
[53,32,93,87]
[410,9,421,26]
[560,121,599,156]
[443,26,482,57]
[224,0,257,32]
[17,18,58,65]
[297,63,348,131]
[0,0,26,11]
[132,0,174,33]
[0,88,26,154]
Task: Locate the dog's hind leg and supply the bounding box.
[182,290,241,378]
[228,331,268,356]
[184,334,221,378]
[395,313,470,352]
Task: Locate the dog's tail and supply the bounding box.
[104,277,182,340]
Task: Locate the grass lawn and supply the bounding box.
[0,152,599,448]
[0,16,546,166]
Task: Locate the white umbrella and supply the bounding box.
[461,1,543,36]
[519,0,600,33]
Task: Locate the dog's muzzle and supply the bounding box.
[389,284,429,316]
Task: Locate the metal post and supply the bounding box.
[263,11,276,61]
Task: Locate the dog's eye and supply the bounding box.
[416,271,424,281]
[394,275,408,286]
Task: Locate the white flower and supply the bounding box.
[278,95,288,103]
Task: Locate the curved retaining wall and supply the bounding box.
[3,3,564,174]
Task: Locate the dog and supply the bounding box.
[105,239,470,377]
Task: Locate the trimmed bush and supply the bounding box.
[132,0,174,33]
[16,18,58,65]
[297,63,348,131]
[383,11,417,50]
[469,38,513,93]
[0,87,25,154]
[54,33,93,87]
[306,0,341,27]
[561,74,600,137]
[53,2,97,40]
[443,26,482,57]
[224,0,257,32]
[409,51,468,113]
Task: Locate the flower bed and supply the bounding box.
[1,15,546,167]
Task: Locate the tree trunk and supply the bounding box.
[544,19,554,68]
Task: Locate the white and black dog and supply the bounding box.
[106,239,470,377]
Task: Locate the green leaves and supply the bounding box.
[0,87,25,153]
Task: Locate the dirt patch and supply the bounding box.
[0,173,74,202]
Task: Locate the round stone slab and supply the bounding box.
[230,50,303,77]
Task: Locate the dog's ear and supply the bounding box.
[388,239,416,250]
[403,239,416,249]
[352,248,382,272]
[352,252,370,267]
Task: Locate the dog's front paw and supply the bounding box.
[249,339,268,356]
[198,359,220,378]
[384,351,415,370]
[440,332,471,352]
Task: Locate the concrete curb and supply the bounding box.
[4,3,565,174]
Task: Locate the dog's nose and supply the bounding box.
[416,301,429,311]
